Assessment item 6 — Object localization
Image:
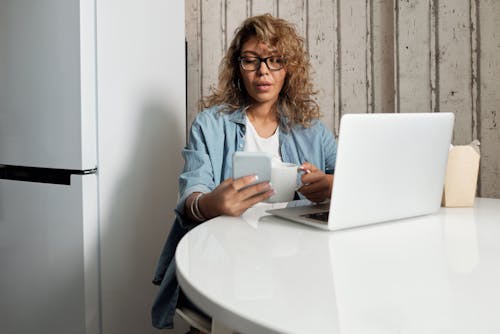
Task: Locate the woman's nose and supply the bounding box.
[256,60,270,75]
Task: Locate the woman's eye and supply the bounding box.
[243,58,259,65]
[270,57,283,64]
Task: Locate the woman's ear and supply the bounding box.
[237,77,242,92]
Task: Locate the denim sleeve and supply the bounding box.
[175,115,217,228]
[321,123,337,174]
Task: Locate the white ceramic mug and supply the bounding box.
[266,162,299,203]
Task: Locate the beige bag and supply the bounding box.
[442,140,480,207]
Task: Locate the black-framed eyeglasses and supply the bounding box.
[238,56,286,71]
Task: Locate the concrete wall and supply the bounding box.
[185,0,500,198]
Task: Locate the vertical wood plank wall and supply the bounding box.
[185,0,500,198]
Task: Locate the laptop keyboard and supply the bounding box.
[301,211,329,223]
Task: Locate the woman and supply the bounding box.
[152,14,337,329]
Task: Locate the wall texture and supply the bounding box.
[185,0,500,198]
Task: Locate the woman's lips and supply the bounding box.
[255,82,272,91]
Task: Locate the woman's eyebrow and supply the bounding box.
[240,50,259,56]
[240,50,280,56]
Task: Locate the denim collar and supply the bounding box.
[227,107,247,125]
[228,106,291,133]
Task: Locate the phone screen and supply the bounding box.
[232,152,272,184]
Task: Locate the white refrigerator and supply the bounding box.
[0,1,186,333]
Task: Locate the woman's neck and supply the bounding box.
[246,101,278,121]
[246,103,279,138]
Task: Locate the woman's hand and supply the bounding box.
[297,162,334,203]
[186,175,274,222]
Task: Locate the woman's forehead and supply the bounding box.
[241,36,279,54]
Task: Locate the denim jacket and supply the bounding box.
[151,106,337,329]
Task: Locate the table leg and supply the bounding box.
[211,319,234,334]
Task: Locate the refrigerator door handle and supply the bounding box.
[0,165,97,185]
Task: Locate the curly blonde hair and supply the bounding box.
[201,14,320,127]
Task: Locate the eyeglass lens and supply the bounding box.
[239,56,284,71]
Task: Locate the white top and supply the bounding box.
[176,198,500,334]
[244,116,281,160]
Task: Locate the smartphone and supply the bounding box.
[232,152,272,186]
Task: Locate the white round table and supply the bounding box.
[176,198,500,334]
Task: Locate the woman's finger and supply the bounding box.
[232,174,260,191]
[242,189,275,208]
[299,162,319,173]
[298,174,333,203]
[237,181,273,199]
[301,170,323,185]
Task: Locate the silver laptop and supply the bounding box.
[266,112,455,231]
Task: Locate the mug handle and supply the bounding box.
[296,167,312,189]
